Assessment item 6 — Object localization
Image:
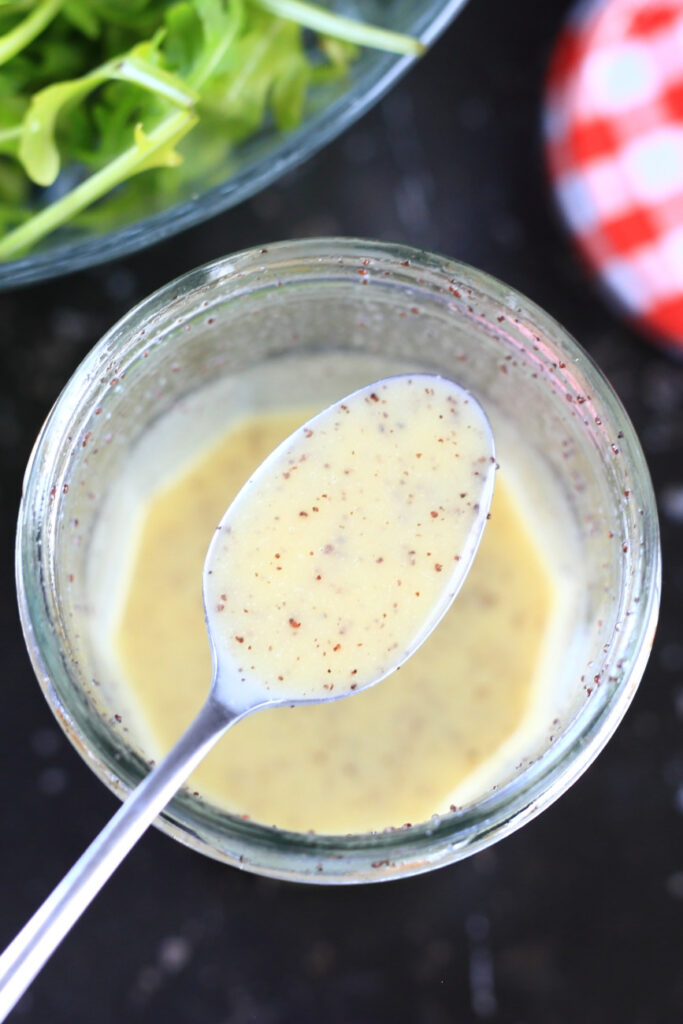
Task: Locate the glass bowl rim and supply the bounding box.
[16,237,661,883]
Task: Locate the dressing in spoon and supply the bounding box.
[0,373,495,1018]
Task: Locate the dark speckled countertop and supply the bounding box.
[1,0,682,1021]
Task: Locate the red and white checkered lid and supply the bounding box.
[545,0,683,350]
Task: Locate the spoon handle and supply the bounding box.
[0,694,237,1020]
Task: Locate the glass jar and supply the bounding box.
[16,238,660,883]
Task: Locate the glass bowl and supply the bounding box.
[0,0,467,291]
[16,238,661,883]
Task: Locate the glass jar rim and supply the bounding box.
[16,238,661,883]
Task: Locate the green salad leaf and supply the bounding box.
[0,0,423,260]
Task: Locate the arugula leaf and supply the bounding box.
[19,73,108,185]
[0,108,198,257]
[0,0,422,260]
[18,52,197,186]
[188,0,245,89]
[61,0,101,40]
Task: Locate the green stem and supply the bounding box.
[0,109,196,259]
[111,56,198,108]
[0,123,22,143]
[223,18,282,108]
[189,0,245,91]
[0,0,64,67]
[252,0,424,56]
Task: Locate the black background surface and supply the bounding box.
[1,0,682,1021]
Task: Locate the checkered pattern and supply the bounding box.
[545,0,683,348]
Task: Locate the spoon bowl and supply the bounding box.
[0,373,494,1018]
[205,374,495,713]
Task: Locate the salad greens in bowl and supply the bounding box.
[0,0,467,287]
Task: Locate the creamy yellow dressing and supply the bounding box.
[204,376,494,705]
[114,401,555,834]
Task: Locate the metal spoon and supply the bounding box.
[0,374,495,1018]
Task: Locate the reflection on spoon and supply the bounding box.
[0,374,495,1018]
